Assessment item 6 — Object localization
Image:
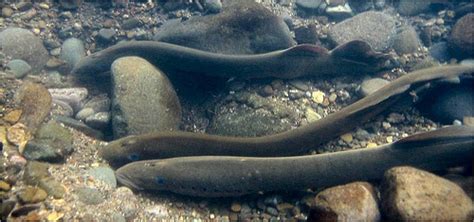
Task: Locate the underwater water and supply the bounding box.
[0,0,473,221]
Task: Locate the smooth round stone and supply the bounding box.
[392,25,421,55]
[85,112,111,130]
[6,59,32,78]
[397,0,431,16]
[98,28,116,42]
[0,28,49,73]
[449,13,474,58]
[325,3,353,19]
[48,88,88,113]
[122,18,141,30]
[60,38,85,68]
[360,78,390,97]
[296,0,323,9]
[83,94,111,113]
[111,56,181,138]
[75,107,95,121]
[86,167,117,188]
[205,0,222,13]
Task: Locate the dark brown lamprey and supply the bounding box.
[72,40,389,78]
[101,65,474,167]
[115,126,474,197]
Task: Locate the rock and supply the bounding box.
[83,94,111,113]
[59,0,82,10]
[0,200,15,221]
[154,0,295,54]
[121,18,141,30]
[85,112,110,130]
[75,187,104,205]
[51,99,74,117]
[1,6,14,17]
[75,108,95,121]
[296,0,322,9]
[417,80,473,124]
[381,166,474,221]
[18,187,48,204]
[360,78,390,97]
[0,28,49,73]
[23,161,50,185]
[98,28,116,43]
[38,177,65,199]
[110,187,139,219]
[111,56,181,138]
[6,59,32,78]
[429,42,450,62]
[15,2,32,12]
[328,11,396,51]
[397,0,431,16]
[204,0,222,13]
[48,87,88,113]
[15,82,52,132]
[392,26,421,55]
[86,167,117,188]
[308,182,380,221]
[52,115,104,139]
[448,13,474,59]
[3,109,22,124]
[325,3,353,19]
[305,108,322,122]
[60,38,85,70]
[23,120,74,162]
[294,24,319,44]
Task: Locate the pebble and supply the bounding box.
[311,91,325,104]
[51,99,74,117]
[0,28,49,72]
[6,123,31,147]
[328,11,396,51]
[75,107,95,121]
[85,112,110,130]
[18,187,48,204]
[83,94,111,113]
[48,87,88,113]
[448,13,474,58]
[16,1,33,11]
[3,109,22,124]
[296,0,323,9]
[98,28,116,43]
[46,58,66,69]
[392,25,421,55]
[204,0,222,13]
[294,24,319,44]
[397,0,431,16]
[15,82,52,132]
[60,38,85,69]
[111,56,181,138]
[305,108,321,122]
[122,18,141,30]
[230,202,242,212]
[359,78,390,97]
[381,166,474,221]
[309,182,380,221]
[1,7,14,17]
[340,133,353,143]
[0,180,11,191]
[259,85,274,97]
[75,187,105,205]
[325,3,353,19]
[52,115,104,139]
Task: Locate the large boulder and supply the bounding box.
[111,56,181,139]
[154,0,295,54]
[0,28,49,73]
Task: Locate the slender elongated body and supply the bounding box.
[101,65,474,167]
[72,40,388,78]
[115,126,474,197]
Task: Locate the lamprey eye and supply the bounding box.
[128,153,140,161]
[155,176,166,185]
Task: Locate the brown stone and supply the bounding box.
[3,109,22,124]
[308,182,380,221]
[381,166,474,221]
[449,13,474,58]
[15,82,52,133]
[18,187,48,204]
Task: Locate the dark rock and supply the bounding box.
[23,120,74,162]
[52,115,104,139]
[429,42,450,62]
[18,187,48,204]
[6,59,32,78]
[51,99,74,117]
[122,18,141,30]
[328,11,396,51]
[204,0,222,13]
[23,161,50,185]
[0,200,15,221]
[296,0,323,9]
[83,94,111,113]
[85,112,110,130]
[397,0,431,16]
[15,82,52,133]
[154,0,295,54]
[417,80,473,124]
[308,182,380,221]
[1,6,14,17]
[59,0,82,10]
[294,24,319,44]
[381,166,474,221]
[0,28,49,73]
[75,187,104,205]
[15,2,33,11]
[392,25,421,55]
[111,56,181,139]
[37,177,65,199]
[98,28,116,43]
[448,13,474,59]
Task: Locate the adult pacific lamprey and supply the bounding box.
[72,40,389,79]
[101,65,474,167]
[115,125,474,197]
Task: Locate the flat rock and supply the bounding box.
[328,11,396,51]
[111,56,181,139]
[6,59,32,78]
[48,87,88,113]
[60,37,85,70]
[15,82,52,133]
[154,0,295,54]
[295,0,322,9]
[308,182,380,221]
[85,112,110,130]
[449,13,474,58]
[86,167,117,188]
[360,78,390,97]
[392,25,421,55]
[83,94,111,113]
[18,187,48,204]
[0,28,49,73]
[381,166,474,221]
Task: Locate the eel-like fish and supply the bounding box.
[101,65,474,167]
[115,126,474,197]
[72,40,389,79]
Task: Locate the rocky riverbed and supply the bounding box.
[0,0,473,221]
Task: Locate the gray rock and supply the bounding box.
[204,0,222,13]
[86,167,117,188]
[325,3,353,19]
[75,187,104,205]
[51,99,74,117]
[83,94,111,113]
[23,120,74,162]
[98,28,116,43]
[154,0,295,54]
[397,0,431,16]
[429,42,450,62]
[296,0,322,9]
[85,112,110,130]
[75,107,95,121]
[0,28,49,73]
[111,56,181,139]
[381,166,474,221]
[6,59,32,78]
[448,13,474,59]
[328,11,396,51]
[360,78,390,97]
[60,38,85,69]
[309,182,380,221]
[392,25,421,55]
[121,18,141,30]
[52,115,104,139]
[48,87,88,113]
